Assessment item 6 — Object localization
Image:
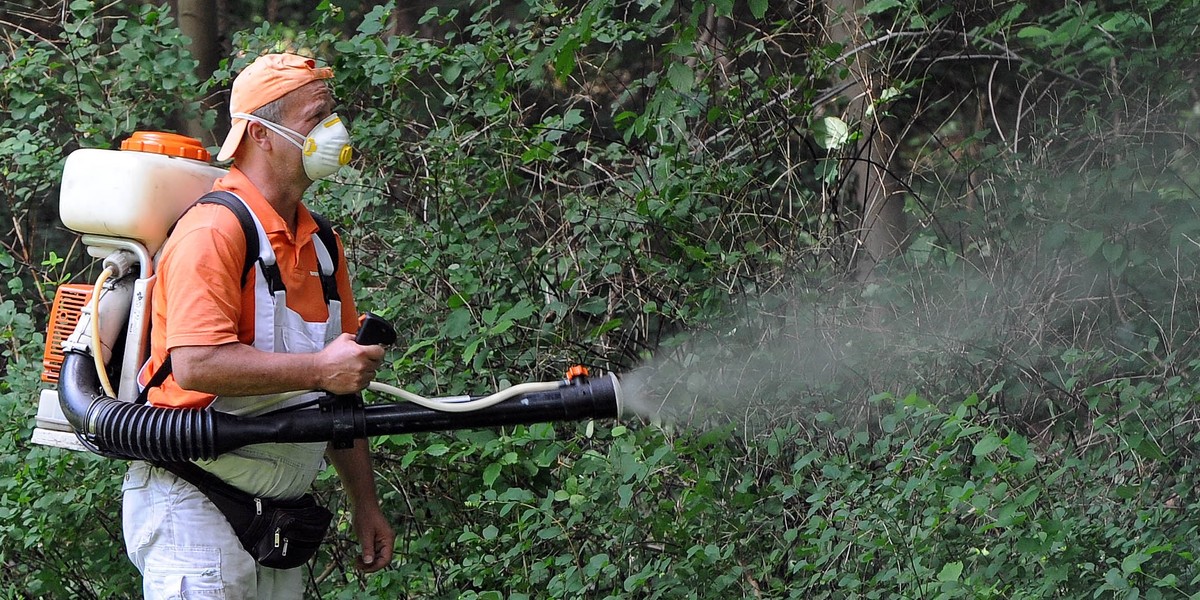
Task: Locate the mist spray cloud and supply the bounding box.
[616,199,1194,432]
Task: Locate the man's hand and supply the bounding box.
[328,439,395,574]
[317,333,384,394]
[351,502,395,572]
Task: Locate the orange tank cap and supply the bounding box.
[120,131,211,162]
[565,365,590,381]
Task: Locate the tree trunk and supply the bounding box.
[173,0,221,147]
[824,0,905,282]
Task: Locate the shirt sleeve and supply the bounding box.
[159,207,248,351]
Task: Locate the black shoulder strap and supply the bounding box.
[309,211,341,303]
[134,355,172,404]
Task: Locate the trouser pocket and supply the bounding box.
[142,547,225,600]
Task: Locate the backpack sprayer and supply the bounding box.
[32,132,622,461]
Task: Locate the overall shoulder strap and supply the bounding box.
[308,211,341,303]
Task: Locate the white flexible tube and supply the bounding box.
[264,379,562,414]
[90,267,117,398]
[365,380,561,413]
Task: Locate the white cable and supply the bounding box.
[366,380,560,413]
[266,380,562,414]
[90,267,117,398]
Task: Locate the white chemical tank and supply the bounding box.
[60,132,227,255]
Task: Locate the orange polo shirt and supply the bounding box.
[145,167,358,409]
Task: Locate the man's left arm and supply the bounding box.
[328,439,395,572]
[326,230,395,570]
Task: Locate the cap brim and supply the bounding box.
[216,119,249,162]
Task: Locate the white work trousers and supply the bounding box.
[122,461,305,599]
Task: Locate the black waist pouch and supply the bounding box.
[157,461,332,570]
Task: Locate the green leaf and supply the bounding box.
[443,62,463,84]
[1114,485,1139,500]
[667,62,694,93]
[555,38,580,81]
[537,525,563,540]
[579,296,608,315]
[1155,574,1179,589]
[860,0,903,15]
[683,245,708,261]
[812,116,850,150]
[1078,231,1104,257]
[748,0,767,19]
[443,308,473,338]
[1122,551,1148,576]
[1134,437,1166,461]
[462,337,483,364]
[816,157,840,184]
[1102,243,1124,264]
[357,5,389,35]
[1015,486,1040,507]
[973,433,1005,457]
[937,561,964,582]
[499,300,536,323]
[483,462,502,487]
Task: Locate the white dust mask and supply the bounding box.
[234,112,353,180]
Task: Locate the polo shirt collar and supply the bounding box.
[214,167,319,242]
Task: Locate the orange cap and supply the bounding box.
[216,53,334,162]
[121,131,211,162]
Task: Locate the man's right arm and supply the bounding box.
[171,333,383,397]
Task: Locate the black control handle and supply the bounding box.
[355,312,396,346]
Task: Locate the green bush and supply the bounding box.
[5,0,1200,598]
[0,3,208,597]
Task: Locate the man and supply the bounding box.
[121,53,394,598]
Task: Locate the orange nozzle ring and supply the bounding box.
[565,365,590,381]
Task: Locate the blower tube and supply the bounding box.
[58,350,622,462]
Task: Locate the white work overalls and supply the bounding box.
[123,194,340,600]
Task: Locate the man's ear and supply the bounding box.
[246,121,272,151]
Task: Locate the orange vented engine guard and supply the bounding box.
[42,284,93,384]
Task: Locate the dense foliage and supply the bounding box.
[3,0,1200,597]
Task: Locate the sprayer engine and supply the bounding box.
[33,132,623,459]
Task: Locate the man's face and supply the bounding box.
[273,80,336,183]
[280,80,336,140]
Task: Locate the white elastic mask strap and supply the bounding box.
[233,113,305,150]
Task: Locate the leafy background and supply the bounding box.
[3,0,1200,597]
